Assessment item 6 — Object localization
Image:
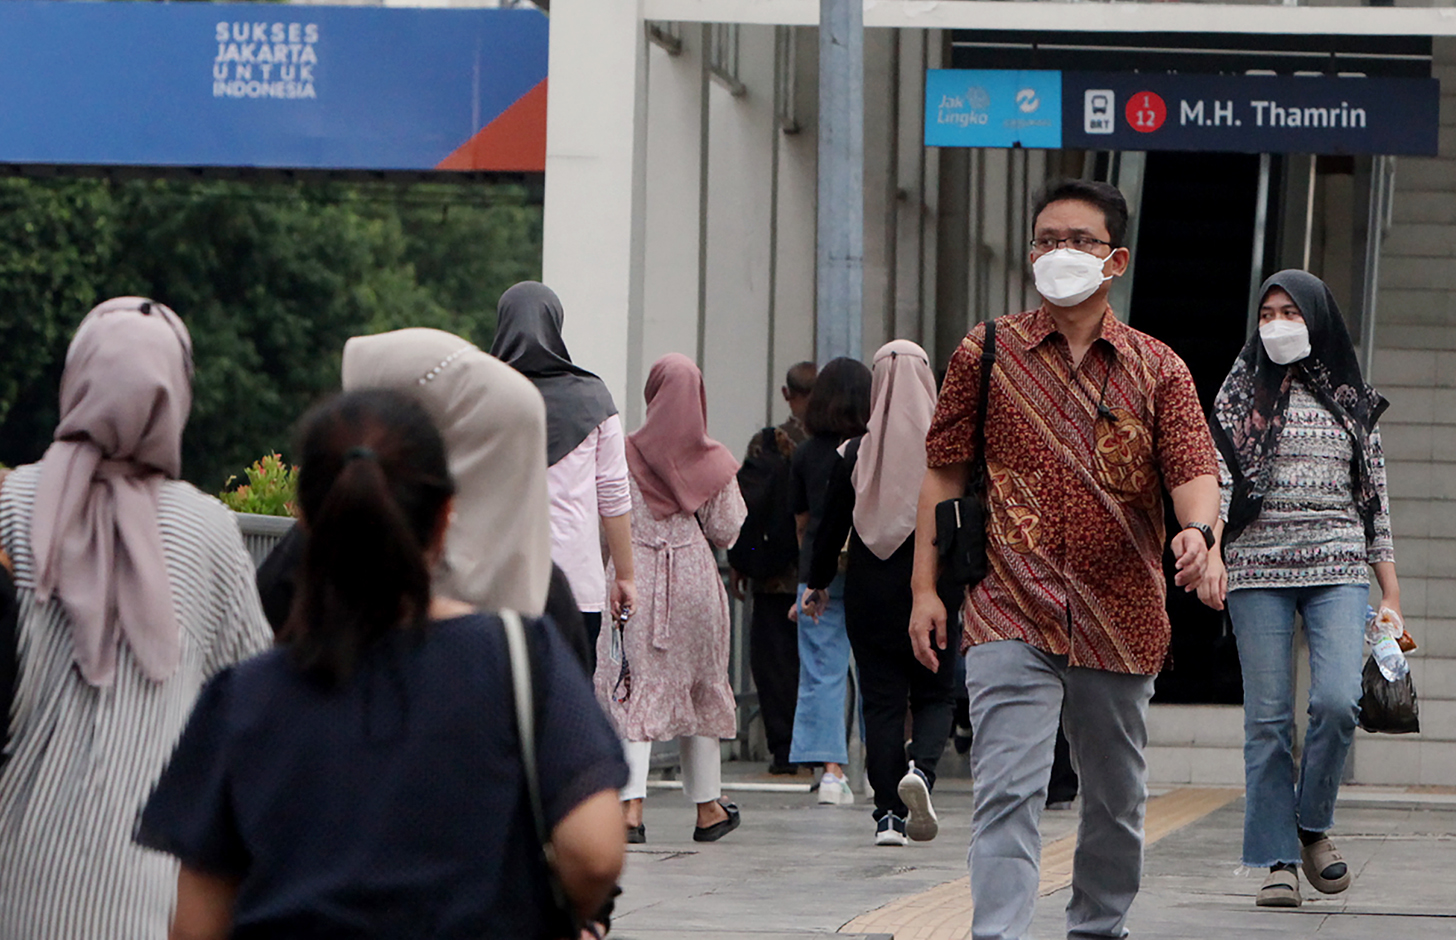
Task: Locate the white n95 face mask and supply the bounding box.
[1259,319,1311,365]
[1032,248,1113,308]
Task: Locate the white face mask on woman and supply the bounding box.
[1259,319,1311,365]
[1032,248,1113,307]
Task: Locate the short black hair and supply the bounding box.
[804,357,871,440]
[785,361,817,396]
[1031,179,1129,248]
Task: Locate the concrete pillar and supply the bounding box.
[641,30,706,415]
[541,0,647,419]
[702,25,779,449]
[816,0,864,363]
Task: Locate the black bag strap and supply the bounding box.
[761,426,778,454]
[971,320,996,486]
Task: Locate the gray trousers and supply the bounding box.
[965,641,1155,940]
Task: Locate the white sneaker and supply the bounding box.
[897,763,938,842]
[817,771,853,805]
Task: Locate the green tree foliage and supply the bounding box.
[0,178,540,489]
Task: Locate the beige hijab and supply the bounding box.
[30,298,193,687]
[341,328,551,616]
[851,340,938,560]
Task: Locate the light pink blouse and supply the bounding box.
[547,414,632,613]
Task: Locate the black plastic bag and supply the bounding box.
[1358,656,1420,735]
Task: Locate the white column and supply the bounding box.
[641,32,707,412]
[702,24,779,449]
[541,0,647,420]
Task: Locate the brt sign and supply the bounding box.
[926,70,1438,155]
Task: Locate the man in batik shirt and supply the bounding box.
[909,179,1219,940]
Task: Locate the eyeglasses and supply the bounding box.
[1030,235,1114,254]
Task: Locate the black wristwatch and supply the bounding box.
[1182,522,1215,549]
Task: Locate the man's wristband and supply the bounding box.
[1181,522,1215,549]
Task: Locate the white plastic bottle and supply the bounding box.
[1366,606,1409,681]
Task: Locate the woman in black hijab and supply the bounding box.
[1199,270,1401,909]
[491,282,636,665]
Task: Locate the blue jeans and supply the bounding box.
[789,575,852,764]
[1227,584,1368,867]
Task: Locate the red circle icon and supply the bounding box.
[1125,91,1167,133]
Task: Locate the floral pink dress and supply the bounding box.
[595,476,746,742]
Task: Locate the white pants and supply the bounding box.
[621,737,723,804]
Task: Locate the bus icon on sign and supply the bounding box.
[1085,89,1115,134]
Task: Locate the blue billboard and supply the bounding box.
[0,1,549,172]
[926,69,1439,156]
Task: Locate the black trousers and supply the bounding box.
[749,591,800,764]
[843,539,955,819]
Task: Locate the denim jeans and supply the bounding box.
[1226,583,1368,867]
[789,575,852,764]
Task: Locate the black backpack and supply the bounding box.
[727,427,798,581]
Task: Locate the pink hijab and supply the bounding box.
[625,353,738,520]
[851,340,938,560]
[30,298,193,687]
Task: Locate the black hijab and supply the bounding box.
[1210,270,1388,548]
[490,281,618,466]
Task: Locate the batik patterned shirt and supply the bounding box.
[927,308,1218,675]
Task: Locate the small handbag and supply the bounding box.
[500,610,581,939]
[934,319,996,599]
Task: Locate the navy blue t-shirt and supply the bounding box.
[136,613,627,939]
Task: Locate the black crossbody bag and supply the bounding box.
[934,319,995,599]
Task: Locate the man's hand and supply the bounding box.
[909,589,948,672]
[728,569,746,602]
[610,579,637,622]
[1197,551,1226,611]
[801,587,827,622]
[1170,528,1209,592]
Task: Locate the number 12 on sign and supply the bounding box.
[1126,91,1167,133]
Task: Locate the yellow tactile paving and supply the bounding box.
[841,787,1241,939]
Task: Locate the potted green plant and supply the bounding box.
[220,453,298,567]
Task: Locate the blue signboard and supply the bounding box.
[0,1,549,172]
[925,70,1062,149]
[926,69,1439,156]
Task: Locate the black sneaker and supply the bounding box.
[875,813,908,846]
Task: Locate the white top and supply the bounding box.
[0,465,274,938]
[547,414,632,612]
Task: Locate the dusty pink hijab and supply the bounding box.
[851,340,938,560]
[30,298,193,687]
[625,353,738,520]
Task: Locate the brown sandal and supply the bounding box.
[1301,837,1351,894]
[1256,867,1302,908]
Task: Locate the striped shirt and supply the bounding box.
[926,308,1218,676]
[1219,380,1395,590]
[0,464,273,939]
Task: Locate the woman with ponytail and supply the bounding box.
[138,390,628,939]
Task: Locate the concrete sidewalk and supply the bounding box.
[608,763,1456,940]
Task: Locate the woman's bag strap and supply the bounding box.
[500,609,577,934]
